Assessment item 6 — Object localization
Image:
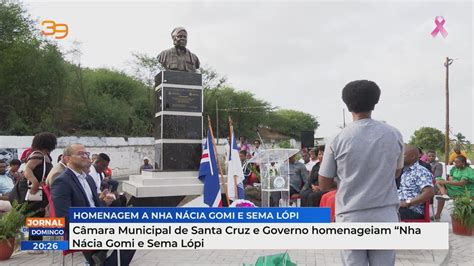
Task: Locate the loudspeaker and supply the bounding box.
[301,131,314,149]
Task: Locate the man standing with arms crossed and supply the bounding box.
[319,80,404,265]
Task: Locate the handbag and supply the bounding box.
[24,153,47,202]
[25,188,43,201]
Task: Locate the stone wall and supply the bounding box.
[0,136,154,179]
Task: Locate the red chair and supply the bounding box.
[45,187,121,266]
[401,201,431,223]
[44,185,84,265]
[60,250,82,265]
[320,190,336,222]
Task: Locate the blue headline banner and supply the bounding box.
[69,207,330,223]
[21,241,68,251]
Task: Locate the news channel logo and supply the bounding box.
[21,218,68,251]
[41,20,69,39]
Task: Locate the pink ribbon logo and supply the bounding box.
[431,16,448,38]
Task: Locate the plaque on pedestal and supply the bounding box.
[162,87,202,112]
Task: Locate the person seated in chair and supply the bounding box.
[300,146,335,207]
[52,144,135,265]
[0,161,14,203]
[398,146,434,220]
[433,155,474,221]
[270,154,307,206]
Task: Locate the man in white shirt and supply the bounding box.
[89,153,110,194]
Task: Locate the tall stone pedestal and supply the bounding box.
[122,71,203,205]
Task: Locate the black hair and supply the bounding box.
[427,150,436,155]
[342,80,381,113]
[31,132,57,152]
[239,150,247,156]
[455,155,468,166]
[9,159,21,166]
[98,153,110,162]
[317,145,325,152]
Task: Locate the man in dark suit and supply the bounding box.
[52,143,135,266]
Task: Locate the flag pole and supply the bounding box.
[208,116,230,206]
[229,117,239,199]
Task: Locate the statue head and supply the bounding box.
[171,27,187,49]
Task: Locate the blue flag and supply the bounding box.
[198,129,222,207]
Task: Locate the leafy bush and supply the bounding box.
[0,202,29,244]
[452,189,474,229]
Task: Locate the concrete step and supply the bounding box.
[129,175,202,186]
[140,171,199,178]
[122,181,204,197]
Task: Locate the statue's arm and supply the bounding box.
[157,51,166,64]
[194,54,200,70]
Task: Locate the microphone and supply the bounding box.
[255,127,266,150]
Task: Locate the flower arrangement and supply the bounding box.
[229,199,256,208]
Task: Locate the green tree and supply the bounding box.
[131,52,162,88]
[267,109,319,140]
[0,0,36,50]
[70,68,152,136]
[204,87,273,139]
[201,66,227,90]
[452,132,472,153]
[409,127,445,152]
[204,88,319,141]
[0,1,67,135]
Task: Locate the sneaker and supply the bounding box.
[435,194,450,200]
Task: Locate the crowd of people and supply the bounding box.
[0,79,473,266]
[230,120,473,220]
[231,80,473,266]
[0,133,134,265]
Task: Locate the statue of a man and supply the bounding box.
[157,27,200,72]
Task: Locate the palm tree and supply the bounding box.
[451,133,472,152]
